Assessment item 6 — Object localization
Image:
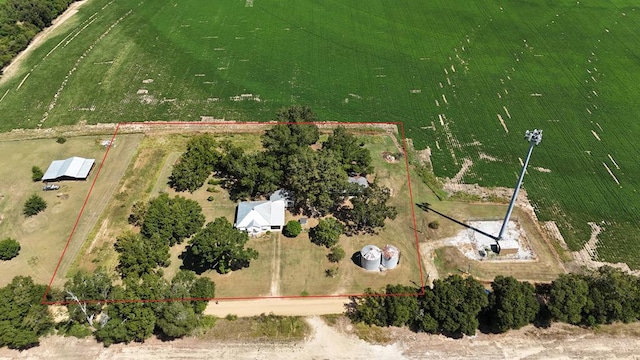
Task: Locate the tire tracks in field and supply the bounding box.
[40,2,134,126]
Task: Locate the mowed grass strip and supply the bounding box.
[1,1,640,266]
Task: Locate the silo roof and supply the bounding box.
[361,245,381,260]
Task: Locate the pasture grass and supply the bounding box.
[0,133,141,287]
[0,0,639,266]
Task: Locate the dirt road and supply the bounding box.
[2,318,640,359]
[204,297,350,317]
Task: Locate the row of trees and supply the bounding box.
[62,268,215,346]
[169,106,396,235]
[0,0,76,68]
[348,267,640,337]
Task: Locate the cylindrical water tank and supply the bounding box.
[381,245,400,269]
[360,245,382,271]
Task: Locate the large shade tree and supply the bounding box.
[182,217,258,274]
[548,273,589,325]
[486,275,539,333]
[141,193,205,246]
[169,134,218,192]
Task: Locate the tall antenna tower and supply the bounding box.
[498,129,542,240]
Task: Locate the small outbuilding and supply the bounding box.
[42,157,95,182]
[348,176,369,188]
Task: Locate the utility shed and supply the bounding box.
[42,157,95,182]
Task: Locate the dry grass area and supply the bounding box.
[0,134,141,287]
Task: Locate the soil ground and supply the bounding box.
[1,317,639,359]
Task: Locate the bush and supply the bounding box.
[207,196,215,202]
[327,245,346,263]
[56,137,67,144]
[23,194,47,217]
[283,220,302,238]
[31,166,44,182]
[225,314,238,321]
[0,238,20,260]
[428,220,440,229]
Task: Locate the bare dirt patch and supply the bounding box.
[4,318,640,359]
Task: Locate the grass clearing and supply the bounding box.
[0,133,141,287]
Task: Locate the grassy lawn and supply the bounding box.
[0,133,142,287]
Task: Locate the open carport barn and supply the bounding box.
[42,156,95,182]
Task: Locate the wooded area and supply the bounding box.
[0,0,75,68]
[347,267,640,337]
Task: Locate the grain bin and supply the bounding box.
[360,245,382,271]
[381,245,400,269]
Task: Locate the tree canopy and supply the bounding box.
[114,232,170,278]
[0,276,53,349]
[262,105,319,157]
[486,276,539,333]
[140,193,205,246]
[309,217,343,248]
[0,238,20,260]
[182,217,258,274]
[283,220,302,238]
[421,275,488,336]
[169,134,218,192]
[285,148,348,215]
[63,268,113,327]
[23,193,47,217]
[323,126,373,175]
[337,184,397,235]
[548,273,589,325]
[0,0,76,68]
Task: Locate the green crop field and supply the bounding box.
[0,0,639,267]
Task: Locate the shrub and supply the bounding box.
[31,166,44,182]
[56,137,67,144]
[225,314,238,321]
[0,238,20,260]
[283,220,302,238]
[24,194,47,217]
[207,196,215,202]
[325,267,338,278]
[327,245,345,263]
[428,220,440,229]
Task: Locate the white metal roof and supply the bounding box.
[42,157,95,181]
[235,199,285,230]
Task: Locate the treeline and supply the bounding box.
[0,0,76,68]
[348,266,640,337]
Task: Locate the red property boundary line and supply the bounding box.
[42,121,425,305]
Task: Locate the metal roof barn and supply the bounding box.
[42,157,95,182]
